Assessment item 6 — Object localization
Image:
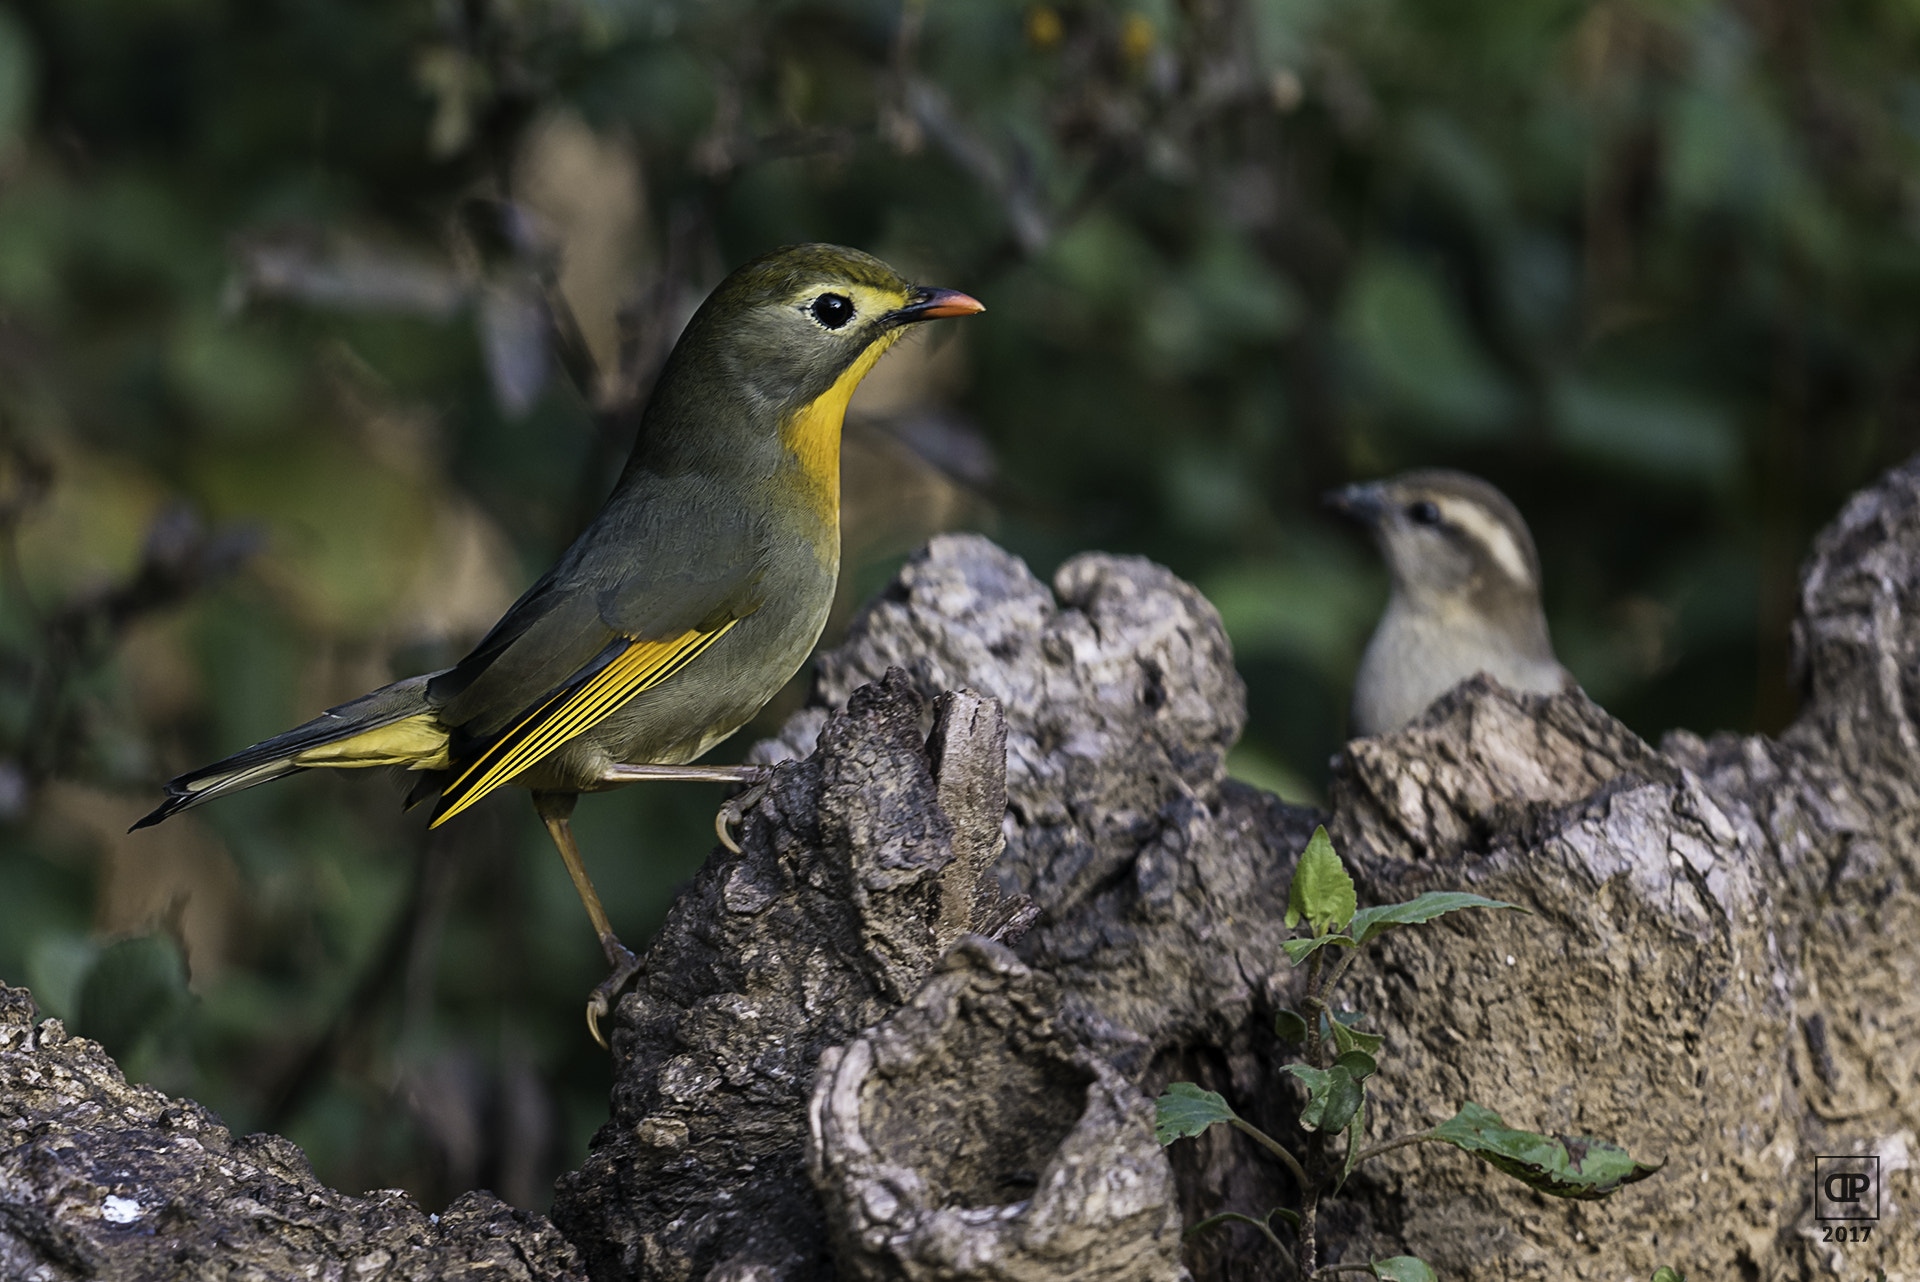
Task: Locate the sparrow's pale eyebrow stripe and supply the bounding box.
[1440,498,1534,588]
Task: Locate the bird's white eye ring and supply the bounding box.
[809,293,855,329]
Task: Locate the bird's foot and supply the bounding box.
[716,778,772,854]
[586,936,642,1050]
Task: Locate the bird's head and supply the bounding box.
[673,243,982,418]
[1326,470,1543,615]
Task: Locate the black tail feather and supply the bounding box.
[131,759,307,831]
[132,673,442,832]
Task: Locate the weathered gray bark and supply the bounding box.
[553,536,1312,1281]
[0,986,583,1280]
[9,455,1920,1281]
[559,457,1920,1281]
[808,936,1182,1281]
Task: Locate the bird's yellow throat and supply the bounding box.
[778,327,907,519]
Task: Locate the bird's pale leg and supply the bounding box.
[532,791,639,1048]
[598,762,775,854]
[599,764,769,783]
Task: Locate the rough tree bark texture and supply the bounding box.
[0,987,583,1280]
[559,457,1920,1281]
[7,456,1920,1281]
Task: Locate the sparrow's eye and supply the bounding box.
[810,293,855,329]
[1407,500,1442,526]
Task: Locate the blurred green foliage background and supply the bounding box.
[1,0,1915,1215]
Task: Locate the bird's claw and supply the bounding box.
[585,940,643,1050]
[716,779,772,854]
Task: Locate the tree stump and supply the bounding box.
[12,455,1920,1281]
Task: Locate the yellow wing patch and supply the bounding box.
[291,714,451,771]
[429,622,737,826]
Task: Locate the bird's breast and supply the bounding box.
[1353,599,1565,737]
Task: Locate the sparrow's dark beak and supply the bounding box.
[1325,483,1386,524]
[892,286,986,324]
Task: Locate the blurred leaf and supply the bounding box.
[1280,1061,1364,1135]
[1339,1095,1365,1191]
[1044,212,1160,313]
[1348,892,1524,946]
[0,6,36,151]
[1329,1014,1382,1057]
[1341,249,1518,436]
[0,181,65,310]
[1155,1081,1239,1144]
[1430,1101,1663,1200]
[1334,1050,1377,1080]
[1282,931,1350,964]
[76,934,189,1061]
[1665,24,1806,230]
[1550,378,1740,486]
[1190,233,1303,344]
[1140,280,1209,370]
[1406,110,1510,228]
[1497,231,1577,342]
[1202,541,1379,675]
[1227,743,1321,806]
[1247,0,1324,70]
[170,315,306,437]
[12,451,168,597]
[1371,1257,1437,1282]
[1165,444,1260,535]
[24,931,98,1023]
[1285,889,1516,963]
[193,436,439,633]
[80,176,209,290]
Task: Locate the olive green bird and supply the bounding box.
[135,244,984,1045]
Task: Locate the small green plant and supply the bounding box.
[1156,827,1662,1280]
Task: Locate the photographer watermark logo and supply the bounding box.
[1814,1155,1880,1222]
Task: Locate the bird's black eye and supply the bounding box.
[810,293,855,330]
[1408,500,1442,526]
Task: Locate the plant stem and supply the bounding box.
[1352,1129,1439,1166]
[1229,1118,1309,1190]
[1300,950,1332,1073]
[1293,938,1335,1275]
[1296,1131,1322,1278]
[1311,1264,1381,1277]
[1318,947,1360,1005]
[1302,947,1326,1014]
